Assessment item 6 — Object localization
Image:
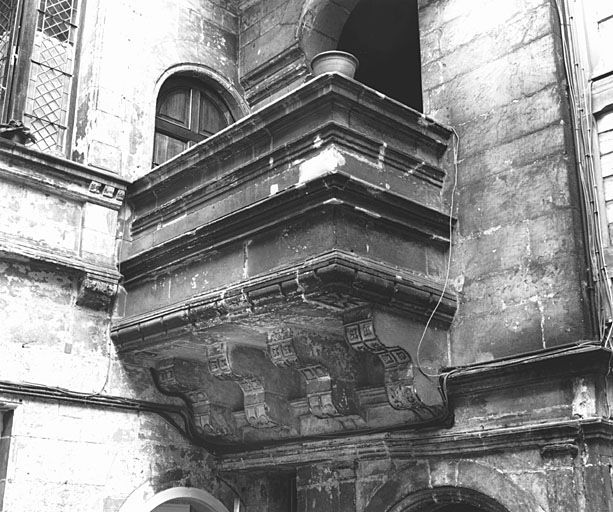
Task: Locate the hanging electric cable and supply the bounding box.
[552,0,613,348]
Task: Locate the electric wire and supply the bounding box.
[415,125,459,380]
[414,0,613,409]
[552,0,613,346]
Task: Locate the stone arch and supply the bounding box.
[297,0,359,63]
[363,460,545,512]
[118,485,230,512]
[154,64,250,122]
[387,487,511,512]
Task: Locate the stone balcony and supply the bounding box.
[111,74,457,450]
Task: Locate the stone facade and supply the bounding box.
[1,0,613,511]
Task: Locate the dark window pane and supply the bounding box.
[159,88,190,127]
[153,131,187,165]
[337,0,422,110]
[199,94,227,135]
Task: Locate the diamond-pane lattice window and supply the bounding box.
[2,0,80,154]
[24,0,79,152]
[38,0,76,43]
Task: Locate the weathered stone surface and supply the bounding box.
[2,0,613,511]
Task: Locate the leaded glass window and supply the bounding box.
[1,0,80,153]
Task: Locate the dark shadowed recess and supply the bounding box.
[338,0,423,111]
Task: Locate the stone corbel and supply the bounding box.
[76,274,118,311]
[267,328,361,420]
[206,341,297,431]
[343,307,445,416]
[155,359,239,439]
[540,442,579,460]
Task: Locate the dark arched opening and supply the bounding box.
[337,0,422,111]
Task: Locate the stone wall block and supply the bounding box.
[457,124,567,189]
[454,86,564,161]
[0,180,81,253]
[425,35,559,125]
[456,164,572,237]
[88,140,123,173]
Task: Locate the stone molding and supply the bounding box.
[128,126,447,239]
[112,251,456,351]
[240,44,309,106]
[0,137,127,209]
[123,173,453,286]
[219,418,611,468]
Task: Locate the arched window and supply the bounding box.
[153,77,234,166]
[337,0,422,111]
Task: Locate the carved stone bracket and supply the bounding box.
[76,274,118,311]
[343,307,443,413]
[267,328,361,419]
[207,341,294,430]
[155,359,238,439]
[540,442,579,460]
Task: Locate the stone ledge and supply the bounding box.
[446,343,608,395]
[129,124,447,237]
[122,174,453,284]
[112,250,455,351]
[0,137,128,209]
[218,418,613,466]
[0,236,121,312]
[0,235,120,281]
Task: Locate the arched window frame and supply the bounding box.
[153,76,235,166]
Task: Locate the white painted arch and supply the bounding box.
[119,485,230,512]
